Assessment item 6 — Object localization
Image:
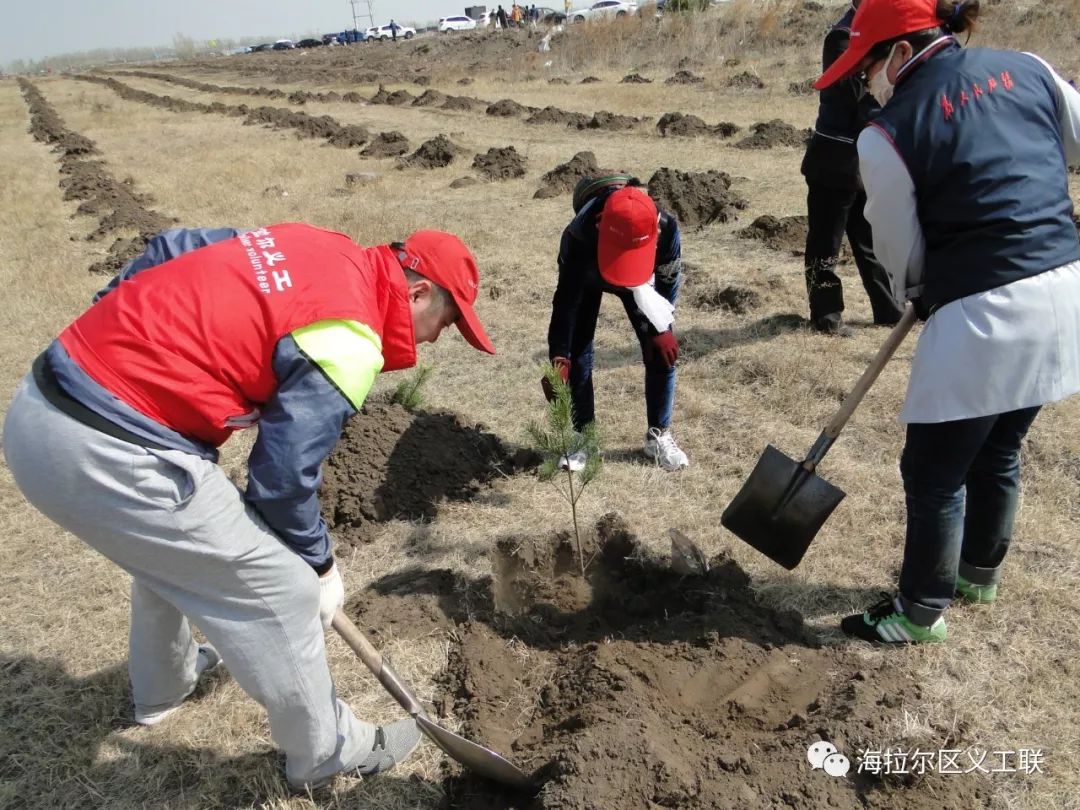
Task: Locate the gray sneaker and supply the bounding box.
[135,644,222,726]
[354,719,423,776]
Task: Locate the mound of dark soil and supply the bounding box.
[727,70,766,89]
[450,177,478,189]
[320,402,536,546]
[326,124,370,148]
[344,514,991,809]
[369,84,393,104]
[534,151,618,199]
[580,76,601,84]
[739,214,810,254]
[442,95,484,112]
[458,77,475,85]
[583,110,639,131]
[789,77,816,95]
[736,119,812,149]
[473,146,527,180]
[412,89,448,107]
[691,283,763,314]
[399,134,465,169]
[548,77,569,85]
[657,112,740,138]
[621,72,652,84]
[385,89,415,106]
[361,131,411,158]
[525,106,591,128]
[486,98,531,117]
[665,69,704,85]
[647,168,749,228]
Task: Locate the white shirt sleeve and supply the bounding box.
[857,126,926,302]
[1024,53,1080,166]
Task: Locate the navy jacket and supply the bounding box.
[548,189,681,358]
[801,5,879,189]
[873,40,1080,309]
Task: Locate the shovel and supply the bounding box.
[332,609,539,793]
[721,306,917,569]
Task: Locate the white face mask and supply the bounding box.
[868,43,899,106]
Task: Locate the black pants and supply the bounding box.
[804,183,903,325]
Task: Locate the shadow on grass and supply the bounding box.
[0,654,440,808]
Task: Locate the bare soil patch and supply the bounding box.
[735,119,812,150]
[319,402,537,548]
[525,106,591,129]
[727,71,766,90]
[487,99,536,118]
[346,514,991,809]
[473,146,527,181]
[647,167,749,228]
[656,112,740,139]
[621,73,653,84]
[664,70,704,85]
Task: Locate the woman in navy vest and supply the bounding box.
[814,0,1080,643]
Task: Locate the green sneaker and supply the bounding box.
[841,593,947,644]
[955,575,997,604]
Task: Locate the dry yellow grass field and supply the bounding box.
[1,3,1079,808]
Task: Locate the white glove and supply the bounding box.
[318,563,345,630]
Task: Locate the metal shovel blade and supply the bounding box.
[415,714,539,792]
[721,444,845,570]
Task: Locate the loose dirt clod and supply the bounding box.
[580,76,601,84]
[346,514,993,809]
[320,402,537,547]
[525,106,592,129]
[664,69,704,85]
[472,146,527,180]
[360,131,411,158]
[583,110,639,131]
[533,151,624,200]
[399,134,466,169]
[657,112,740,139]
[486,98,531,117]
[620,72,652,83]
[727,70,766,89]
[735,119,812,149]
[739,214,811,254]
[442,95,485,112]
[412,89,448,107]
[647,167,749,228]
[691,283,763,314]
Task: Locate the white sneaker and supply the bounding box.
[557,431,587,472]
[135,644,222,726]
[643,428,689,471]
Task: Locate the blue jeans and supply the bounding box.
[567,277,680,432]
[897,406,1041,625]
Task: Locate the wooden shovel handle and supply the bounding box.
[331,608,427,718]
[822,305,917,440]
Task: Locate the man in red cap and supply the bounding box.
[545,177,689,471]
[3,223,494,788]
[814,0,1080,644]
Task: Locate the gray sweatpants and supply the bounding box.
[2,377,375,786]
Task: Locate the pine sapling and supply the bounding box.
[391,363,433,411]
[527,363,602,575]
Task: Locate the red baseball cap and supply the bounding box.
[814,0,941,90]
[597,186,659,288]
[401,230,495,354]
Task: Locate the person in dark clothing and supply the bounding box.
[545,177,689,471]
[496,5,509,28]
[801,1,904,335]
[390,19,397,41]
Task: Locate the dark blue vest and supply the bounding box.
[873,41,1080,310]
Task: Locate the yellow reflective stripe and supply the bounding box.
[291,320,384,410]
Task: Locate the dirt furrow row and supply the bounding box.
[17,79,174,275]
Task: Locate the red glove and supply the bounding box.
[649,329,679,368]
[542,356,571,402]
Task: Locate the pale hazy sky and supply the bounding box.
[2,0,475,64]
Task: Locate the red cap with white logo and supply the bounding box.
[814,0,942,90]
[597,186,660,288]
[401,230,495,354]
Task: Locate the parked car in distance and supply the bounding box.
[439,15,478,31]
[569,0,639,22]
[296,38,323,48]
[372,23,416,40]
[272,39,296,50]
[536,6,567,22]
